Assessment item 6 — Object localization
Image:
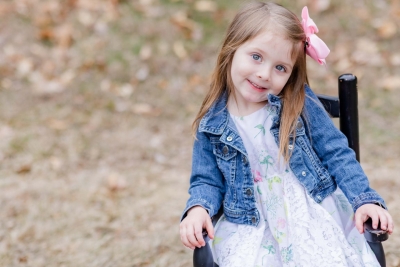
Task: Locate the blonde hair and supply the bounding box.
[193,1,308,162]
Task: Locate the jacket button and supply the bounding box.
[251,217,256,224]
[288,144,293,150]
[246,188,252,196]
[222,146,229,155]
[227,136,233,141]
[243,156,248,164]
[302,171,306,176]
[296,121,303,129]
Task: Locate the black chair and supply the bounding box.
[193,74,389,267]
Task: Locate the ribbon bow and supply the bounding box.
[301,6,330,65]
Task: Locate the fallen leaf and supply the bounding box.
[139,45,152,60]
[16,164,31,174]
[1,78,12,89]
[334,58,352,72]
[0,125,14,139]
[49,157,63,170]
[78,10,94,26]
[55,24,74,49]
[0,2,13,16]
[382,76,400,91]
[377,20,397,39]
[173,41,187,59]
[154,153,167,164]
[17,58,34,77]
[38,28,55,42]
[100,79,111,92]
[189,75,202,87]
[157,79,168,90]
[107,173,127,191]
[170,11,196,38]
[194,1,217,12]
[132,103,161,116]
[18,256,28,263]
[390,53,400,66]
[310,0,331,13]
[117,83,134,97]
[390,1,400,18]
[60,70,76,85]
[47,119,69,130]
[132,103,153,114]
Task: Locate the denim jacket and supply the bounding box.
[182,85,386,227]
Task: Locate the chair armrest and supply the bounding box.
[316,94,340,118]
[193,208,224,267]
[363,217,389,243]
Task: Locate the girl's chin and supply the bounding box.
[243,94,268,104]
[242,98,268,107]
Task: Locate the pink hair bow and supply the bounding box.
[301,6,330,65]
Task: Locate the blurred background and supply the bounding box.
[0,0,399,266]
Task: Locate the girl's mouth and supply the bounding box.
[247,79,267,91]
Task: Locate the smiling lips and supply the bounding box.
[247,79,267,91]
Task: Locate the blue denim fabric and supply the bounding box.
[182,85,386,226]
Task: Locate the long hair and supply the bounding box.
[192,1,308,162]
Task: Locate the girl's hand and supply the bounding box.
[355,203,394,234]
[179,206,214,250]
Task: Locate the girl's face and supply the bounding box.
[229,30,295,115]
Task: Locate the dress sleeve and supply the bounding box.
[303,86,387,212]
[181,130,225,221]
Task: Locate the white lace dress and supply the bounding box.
[211,104,380,267]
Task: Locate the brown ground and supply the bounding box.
[0,0,399,266]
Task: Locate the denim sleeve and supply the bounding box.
[180,130,225,221]
[303,86,387,213]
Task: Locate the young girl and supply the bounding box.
[180,2,394,266]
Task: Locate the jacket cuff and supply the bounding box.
[352,192,387,213]
[180,199,213,222]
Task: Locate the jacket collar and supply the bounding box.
[198,91,283,134]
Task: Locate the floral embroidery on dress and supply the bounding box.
[281,244,293,263]
[267,176,281,190]
[254,170,263,183]
[260,153,274,172]
[264,193,281,218]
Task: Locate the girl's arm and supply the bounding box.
[303,85,393,233]
[303,85,386,212]
[180,130,225,249]
[181,130,225,221]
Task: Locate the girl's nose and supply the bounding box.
[256,68,271,81]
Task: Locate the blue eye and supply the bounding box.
[252,54,261,61]
[276,65,286,72]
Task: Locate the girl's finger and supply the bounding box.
[180,226,195,250]
[194,224,205,247]
[187,224,202,248]
[370,212,379,229]
[386,212,394,234]
[205,216,214,239]
[354,212,366,234]
[377,210,388,231]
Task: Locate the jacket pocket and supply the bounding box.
[211,139,237,161]
[210,138,238,192]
